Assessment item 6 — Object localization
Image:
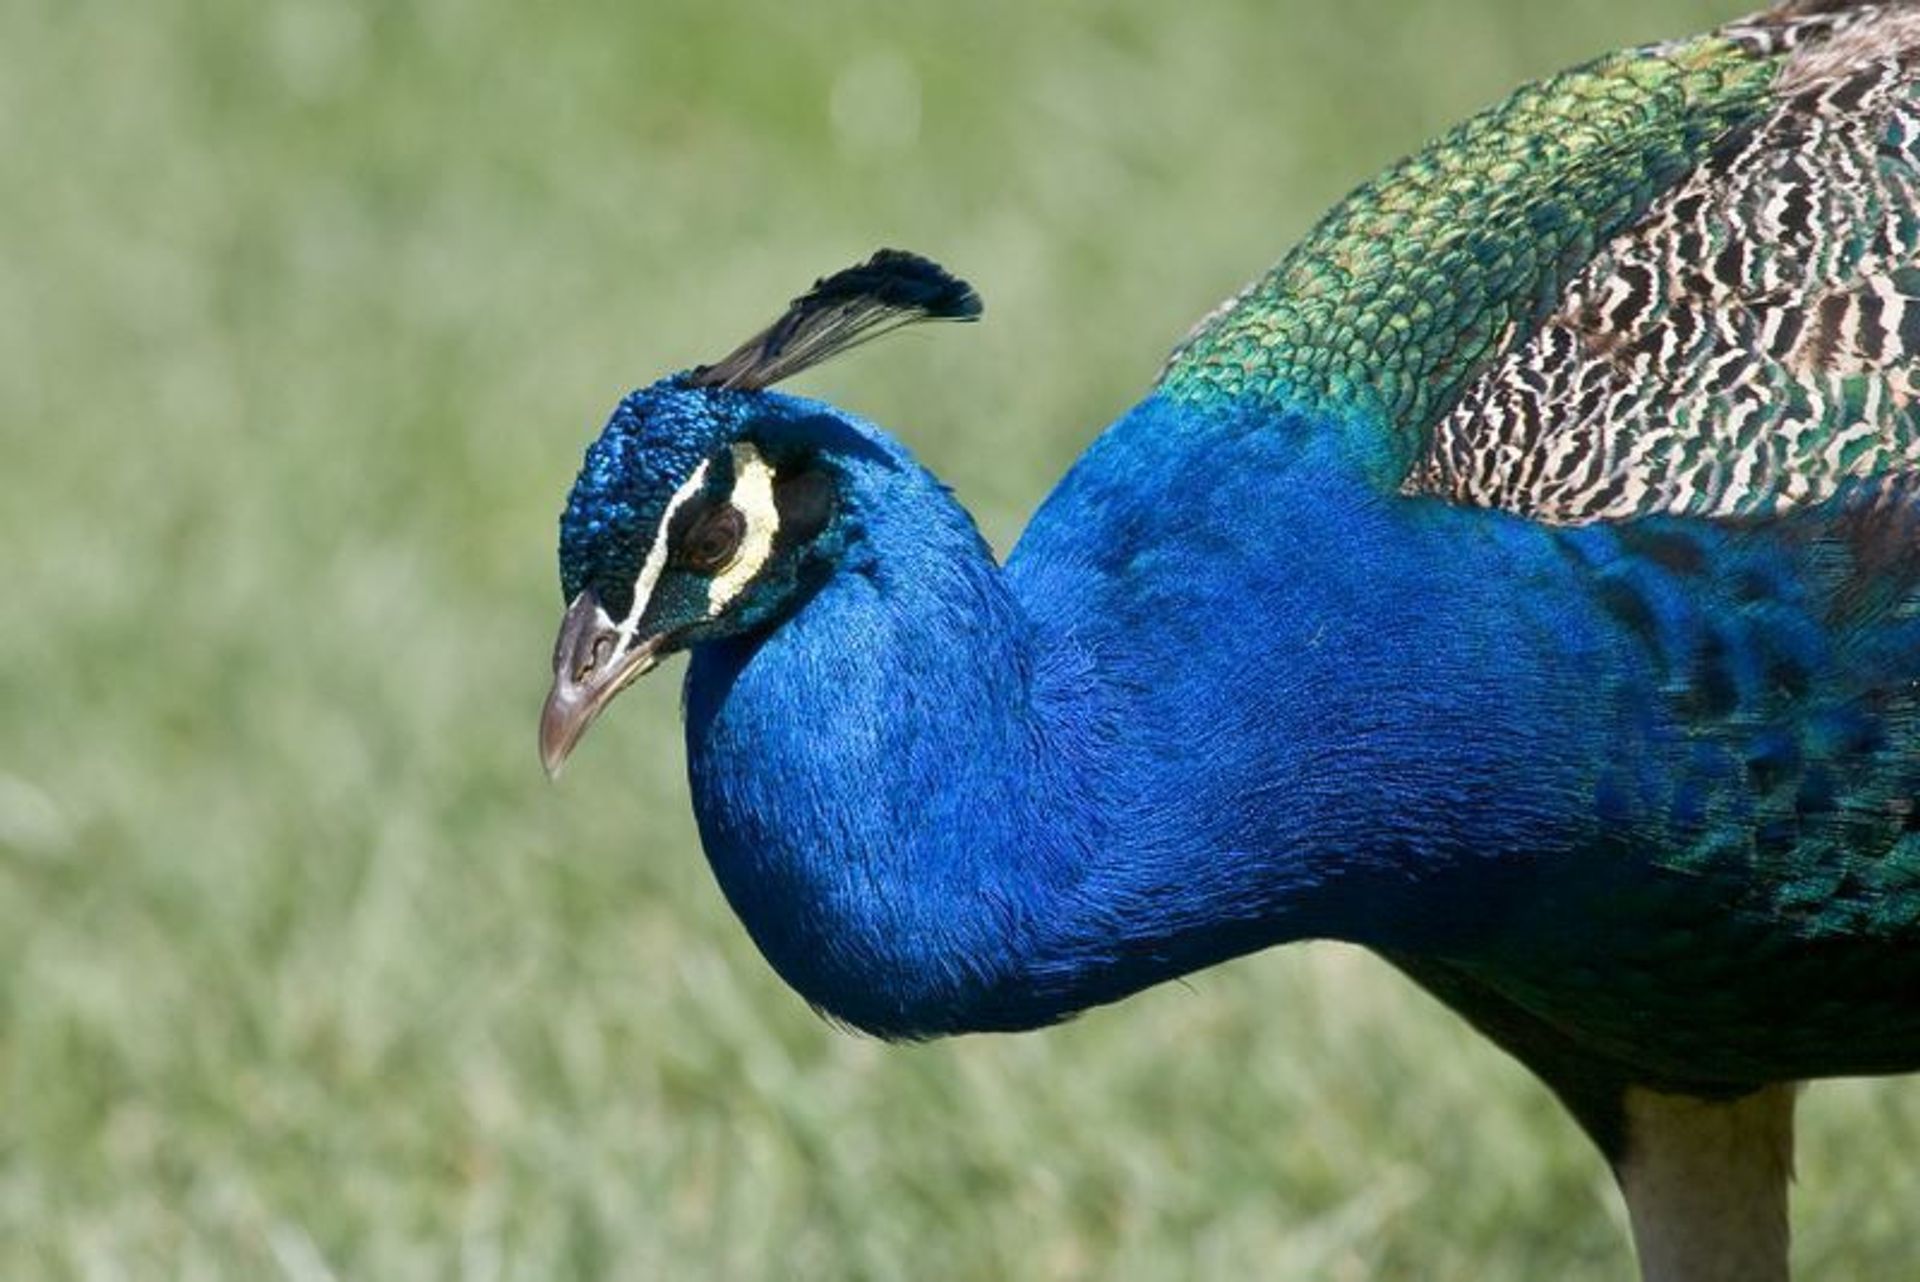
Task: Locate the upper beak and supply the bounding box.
[540,591,662,778]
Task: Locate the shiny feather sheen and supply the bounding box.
[561,2,1920,1154]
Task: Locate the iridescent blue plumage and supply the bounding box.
[543,7,1920,1278]
[559,379,737,615]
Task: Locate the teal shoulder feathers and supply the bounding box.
[1163,4,1920,525]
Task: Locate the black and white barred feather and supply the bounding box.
[1407,4,1920,524]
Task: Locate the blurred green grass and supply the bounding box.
[3,0,1916,1277]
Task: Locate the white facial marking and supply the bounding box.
[618,459,710,643]
[708,443,781,616]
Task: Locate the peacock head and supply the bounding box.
[540,250,981,776]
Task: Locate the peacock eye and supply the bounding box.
[679,505,747,574]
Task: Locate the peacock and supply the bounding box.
[540,4,1920,1278]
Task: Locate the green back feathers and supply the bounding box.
[1159,6,1920,522]
[1411,19,1920,522]
[1158,30,1785,475]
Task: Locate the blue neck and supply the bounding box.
[684,396,1635,1037]
[684,447,1106,1035]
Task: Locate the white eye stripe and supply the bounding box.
[618,459,710,640]
[707,443,781,616]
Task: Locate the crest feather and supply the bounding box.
[690,249,982,391]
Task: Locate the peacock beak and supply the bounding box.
[540,591,662,778]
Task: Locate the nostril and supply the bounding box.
[575,632,616,683]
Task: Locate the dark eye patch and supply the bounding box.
[677,503,746,574]
[774,470,835,543]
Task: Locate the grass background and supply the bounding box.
[4,0,1916,1277]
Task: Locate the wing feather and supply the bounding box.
[1159,4,1920,524]
[1407,10,1920,523]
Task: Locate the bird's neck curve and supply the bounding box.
[681,401,1609,1037]
[683,454,1051,1034]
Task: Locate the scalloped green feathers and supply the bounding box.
[1160,6,1920,524]
[1411,31,1920,522]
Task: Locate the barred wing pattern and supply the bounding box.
[1407,13,1920,524]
